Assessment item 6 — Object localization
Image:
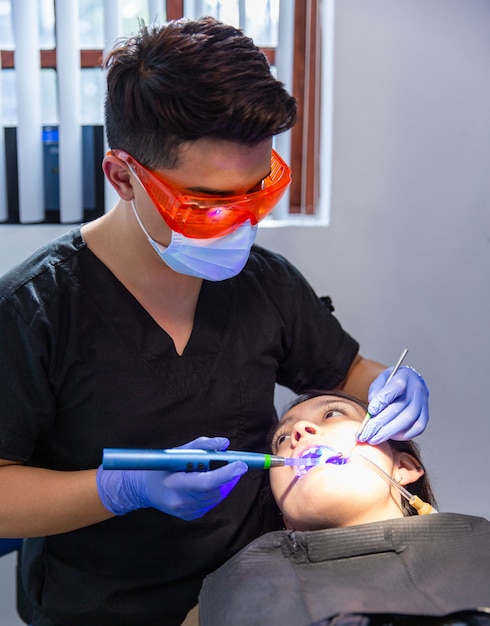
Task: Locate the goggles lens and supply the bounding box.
[111,148,291,238]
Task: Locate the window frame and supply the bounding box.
[0,0,322,219]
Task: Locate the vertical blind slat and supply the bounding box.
[319,0,335,225]
[103,0,124,213]
[56,0,84,223]
[149,0,167,22]
[11,0,44,223]
[0,53,7,222]
[271,0,294,219]
[238,0,246,30]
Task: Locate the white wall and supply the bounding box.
[0,1,489,619]
[259,0,490,520]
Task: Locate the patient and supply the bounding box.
[199,390,490,626]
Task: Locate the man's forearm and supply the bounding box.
[339,354,386,402]
[0,463,114,537]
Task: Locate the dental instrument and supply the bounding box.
[346,348,409,458]
[356,454,437,515]
[102,447,332,472]
[293,445,348,477]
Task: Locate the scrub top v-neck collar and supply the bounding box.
[82,245,234,360]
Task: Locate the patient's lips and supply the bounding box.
[295,446,348,478]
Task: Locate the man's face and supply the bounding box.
[130,137,275,245]
[157,137,274,198]
[270,395,406,530]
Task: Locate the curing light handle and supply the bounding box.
[102,448,285,472]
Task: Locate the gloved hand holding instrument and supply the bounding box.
[96,436,248,521]
[356,348,429,445]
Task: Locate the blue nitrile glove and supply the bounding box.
[96,436,248,521]
[359,366,429,444]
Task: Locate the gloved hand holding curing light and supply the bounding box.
[359,366,429,445]
[96,436,248,521]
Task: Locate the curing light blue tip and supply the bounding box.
[295,446,348,477]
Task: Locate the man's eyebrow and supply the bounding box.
[186,186,240,197]
[186,170,272,197]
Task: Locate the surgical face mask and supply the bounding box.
[131,201,257,281]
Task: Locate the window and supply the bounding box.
[0,0,329,225]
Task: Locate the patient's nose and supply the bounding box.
[291,420,318,445]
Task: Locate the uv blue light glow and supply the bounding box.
[295,446,348,478]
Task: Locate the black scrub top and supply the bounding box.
[0,228,359,625]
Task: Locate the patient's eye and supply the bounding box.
[323,404,348,421]
[271,431,290,451]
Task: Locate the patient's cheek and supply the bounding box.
[269,468,284,500]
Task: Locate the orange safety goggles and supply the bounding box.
[111,148,291,239]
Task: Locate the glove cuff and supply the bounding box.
[96,465,141,516]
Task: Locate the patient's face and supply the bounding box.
[270,394,406,530]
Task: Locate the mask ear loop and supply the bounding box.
[126,161,171,253]
[130,199,172,257]
[130,198,153,241]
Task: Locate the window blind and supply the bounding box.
[0,49,7,222]
[1,0,323,225]
[11,0,45,223]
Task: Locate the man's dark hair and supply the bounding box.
[104,17,297,169]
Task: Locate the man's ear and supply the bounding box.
[102,154,135,201]
[394,452,425,487]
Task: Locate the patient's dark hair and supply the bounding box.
[104,17,297,169]
[266,389,437,519]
